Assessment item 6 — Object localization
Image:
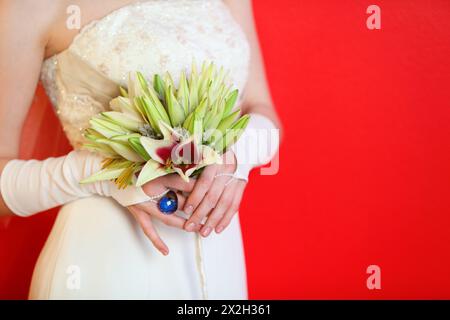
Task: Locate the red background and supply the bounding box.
[1,0,450,299]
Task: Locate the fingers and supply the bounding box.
[160,174,196,193]
[186,175,228,234]
[128,206,169,256]
[216,180,247,234]
[183,164,218,230]
[199,181,236,237]
[141,174,194,198]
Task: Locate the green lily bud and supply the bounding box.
[216,109,241,133]
[136,72,150,95]
[193,113,203,145]
[97,139,144,162]
[101,112,143,131]
[84,128,105,141]
[193,97,208,119]
[110,133,141,143]
[148,86,171,125]
[128,136,151,161]
[231,114,250,131]
[82,143,118,158]
[208,82,226,107]
[204,100,223,131]
[207,67,225,103]
[223,89,239,117]
[110,96,140,119]
[164,72,175,90]
[136,72,171,125]
[166,85,185,127]
[131,72,149,99]
[134,97,155,132]
[153,74,165,101]
[119,86,128,98]
[89,117,130,138]
[140,96,163,135]
[177,71,189,114]
[183,111,195,134]
[215,115,250,153]
[80,167,126,184]
[198,62,214,99]
[189,63,199,109]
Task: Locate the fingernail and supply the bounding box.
[186,222,196,231]
[202,227,212,237]
[216,226,224,234]
[184,205,194,215]
[161,249,169,256]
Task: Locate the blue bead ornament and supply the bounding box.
[158,190,178,214]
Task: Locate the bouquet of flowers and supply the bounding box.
[81,62,250,189]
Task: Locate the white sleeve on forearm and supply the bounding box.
[230,113,280,181]
[0,150,151,217]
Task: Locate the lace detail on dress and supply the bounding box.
[40,56,59,107]
[40,0,250,148]
[57,94,106,149]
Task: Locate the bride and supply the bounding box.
[0,0,280,299]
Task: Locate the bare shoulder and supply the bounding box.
[0,0,62,48]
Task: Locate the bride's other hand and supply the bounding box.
[127,174,199,255]
[183,151,247,237]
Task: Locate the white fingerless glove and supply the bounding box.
[230,113,280,181]
[0,150,151,217]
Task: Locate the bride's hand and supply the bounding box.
[182,150,247,237]
[127,174,200,255]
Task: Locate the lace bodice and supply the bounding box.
[40,0,250,148]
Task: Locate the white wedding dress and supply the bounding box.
[31,0,250,299]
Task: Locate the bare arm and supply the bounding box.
[0,0,55,215]
[224,0,282,131]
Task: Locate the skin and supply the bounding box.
[0,0,281,255]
